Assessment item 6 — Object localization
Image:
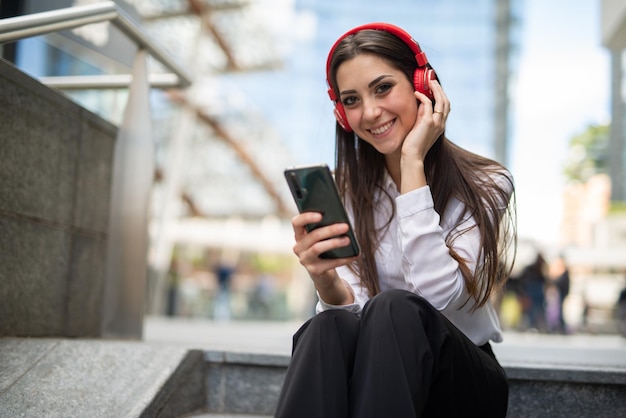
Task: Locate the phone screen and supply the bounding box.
[284,164,360,259]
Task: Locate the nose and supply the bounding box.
[362,97,382,122]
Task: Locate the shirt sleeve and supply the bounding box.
[317,178,504,314]
[396,186,479,311]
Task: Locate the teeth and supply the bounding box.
[370,120,393,135]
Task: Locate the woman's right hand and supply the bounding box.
[291,211,357,305]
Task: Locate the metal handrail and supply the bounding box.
[0,1,191,89]
[38,74,179,90]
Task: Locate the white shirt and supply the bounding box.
[317,170,510,346]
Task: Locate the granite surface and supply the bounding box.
[0,338,204,418]
[0,57,115,338]
[1,326,625,417]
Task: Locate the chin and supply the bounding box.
[373,143,401,156]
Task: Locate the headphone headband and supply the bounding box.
[326,22,429,97]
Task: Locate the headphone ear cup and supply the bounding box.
[413,67,437,100]
[333,103,352,132]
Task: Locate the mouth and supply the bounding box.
[369,119,395,135]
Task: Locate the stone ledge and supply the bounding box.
[204,350,287,415]
[504,362,626,385]
[2,339,624,417]
[0,338,204,418]
[205,349,626,385]
[492,339,626,386]
[203,348,626,417]
[205,350,290,368]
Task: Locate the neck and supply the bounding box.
[385,152,402,190]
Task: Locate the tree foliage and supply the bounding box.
[563,124,610,183]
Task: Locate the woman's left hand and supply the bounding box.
[401,79,451,161]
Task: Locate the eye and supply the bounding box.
[375,83,393,95]
[341,95,359,107]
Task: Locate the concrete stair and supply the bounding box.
[194,346,626,417]
[1,328,625,417]
[0,339,206,417]
[143,318,626,417]
[185,415,271,418]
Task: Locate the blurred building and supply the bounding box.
[602,0,626,202]
[547,0,626,332]
[560,174,612,248]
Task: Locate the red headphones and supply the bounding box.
[326,22,437,132]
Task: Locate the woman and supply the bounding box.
[276,22,516,418]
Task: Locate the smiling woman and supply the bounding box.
[275,23,518,417]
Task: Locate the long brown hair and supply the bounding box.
[329,29,517,309]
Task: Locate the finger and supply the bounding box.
[413,90,437,124]
[300,241,360,272]
[295,233,359,276]
[416,87,445,125]
[312,235,352,257]
[292,212,323,239]
[414,89,434,111]
[293,221,350,260]
[306,222,350,244]
[429,80,451,118]
[415,87,447,118]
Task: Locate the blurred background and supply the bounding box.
[2,0,625,337]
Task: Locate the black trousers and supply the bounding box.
[275,289,509,418]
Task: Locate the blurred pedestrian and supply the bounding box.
[551,254,570,333]
[544,282,561,333]
[213,263,234,321]
[249,274,276,319]
[519,253,547,332]
[165,258,180,316]
[616,283,626,337]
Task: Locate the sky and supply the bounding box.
[508,0,610,247]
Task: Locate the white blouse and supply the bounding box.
[317,170,512,346]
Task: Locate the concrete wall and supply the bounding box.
[0,58,116,337]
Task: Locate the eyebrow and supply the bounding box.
[339,74,394,96]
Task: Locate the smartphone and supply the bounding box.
[284,164,360,259]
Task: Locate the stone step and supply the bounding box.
[202,344,626,417]
[143,318,626,417]
[0,339,206,418]
[2,332,624,417]
[183,414,272,418]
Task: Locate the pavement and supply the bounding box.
[143,316,626,371]
[144,316,298,356]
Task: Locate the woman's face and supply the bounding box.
[335,53,418,156]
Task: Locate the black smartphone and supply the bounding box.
[284,164,360,259]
